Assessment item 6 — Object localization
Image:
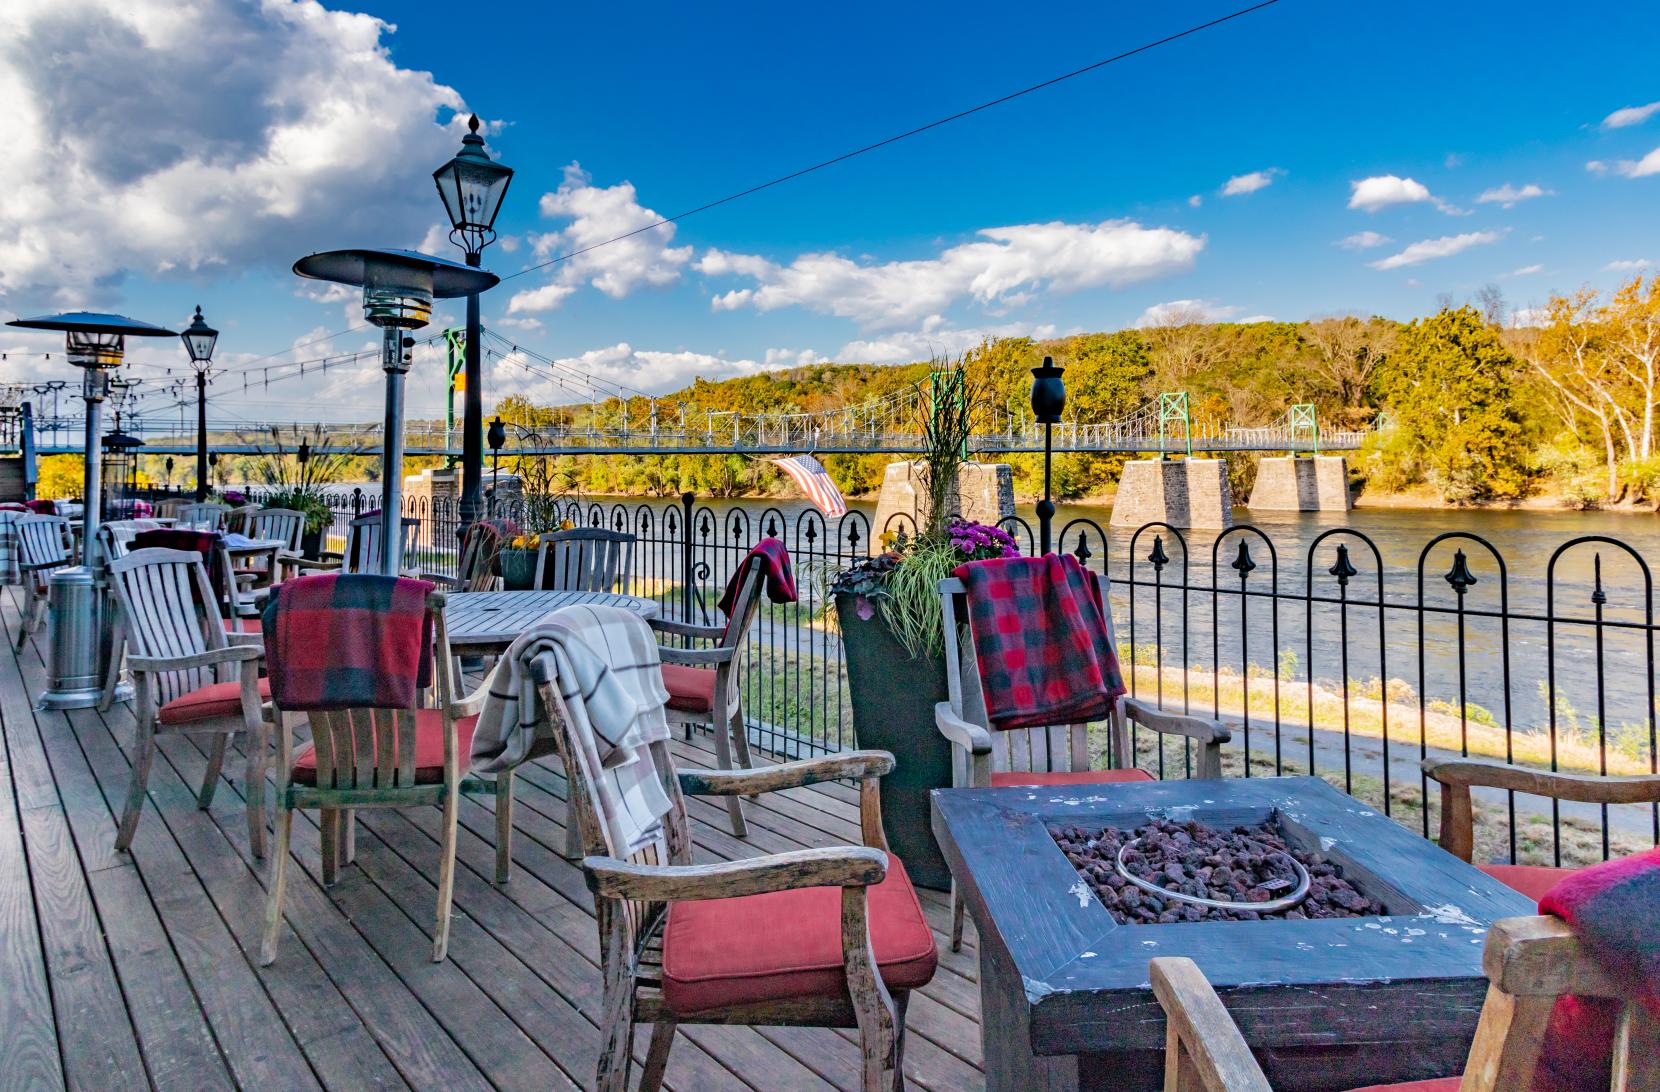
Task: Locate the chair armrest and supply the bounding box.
[584,845,887,902]
[678,750,895,797]
[1148,957,1271,1092]
[649,617,725,641]
[418,570,459,589]
[447,675,491,719]
[129,644,262,673]
[1123,697,1231,745]
[935,702,992,755]
[226,632,265,650]
[1483,915,1621,998]
[1421,757,1660,805]
[657,644,736,666]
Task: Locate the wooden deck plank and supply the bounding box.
[0,704,65,1092]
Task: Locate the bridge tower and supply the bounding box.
[1111,390,1233,530]
[1157,391,1193,458]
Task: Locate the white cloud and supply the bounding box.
[1347,174,1464,215]
[698,218,1204,330]
[1587,160,1609,174]
[1602,101,1660,129]
[1510,308,1550,328]
[837,322,1058,364]
[1337,231,1392,250]
[1132,300,1242,328]
[484,341,805,400]
[1476,183,1552,207]
[1369,231,1503,270]
[1220,168,1282,197]
[1505,264,1544,277]
[506,164,693,314]
[1187,194,1202,208]
[0,0,474,302]
[1591,147,1660,179]
[1605,259,1652,271]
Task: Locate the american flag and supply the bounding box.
[770,454,848,517]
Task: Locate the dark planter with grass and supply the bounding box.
[300,528,324,560]
[501,548,538,590]
[836,591,953,890]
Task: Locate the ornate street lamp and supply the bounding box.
[4,311,174,708]
[180,306,218,502]
[433,114,513,544]
[486,415,506,515]
[293,248,497,573]
[1029,355,1066,556]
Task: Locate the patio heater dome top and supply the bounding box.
[6,312,177,337]
[293,248,499,330]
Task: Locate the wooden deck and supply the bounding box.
[0,589,985,1091]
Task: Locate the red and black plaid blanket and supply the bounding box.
[24,499,56,515]
[133,528,225,607]
[953,554,1126,732]
[1529,847,1660,1092]
[719,538,797,620]
[261,574,435,711]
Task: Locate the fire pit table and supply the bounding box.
[931,776,1534,1092]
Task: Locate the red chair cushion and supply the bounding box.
[1346,1080,1461,1092]
[661,851,938,1016]
[661,662,717,713]
[222,616,262,633]
[158,678,271,725]
[291,710,477,786]
[990,768,1156,787]
[1480,862,1577,902]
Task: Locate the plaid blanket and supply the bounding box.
[261,574,435,711]
[470,605,673,855]
[1529,847,1660,1092]
[719,538,797,620]
[953,554,1126,732]
[24,499,55,515]
[133,528,226,606]
[0,510,23,586]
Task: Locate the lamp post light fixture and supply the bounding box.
[1029,355,1067,556]
[293,248,498,574]
[180,305,218,501]
[433,114,513,545]
[297,437,311,468]
[165,455,175,491]
[486,414,506,516]
[4,311,174,709]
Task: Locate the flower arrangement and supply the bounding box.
[217,489,248,506]
[505,519,576,552]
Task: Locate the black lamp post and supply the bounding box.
[164,456,174,492]
[180,306,218,502]
[433,114,513,545]
[486,415,506,516]
[1030,355,1066,556]
[207,451,218,489]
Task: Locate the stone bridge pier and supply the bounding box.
[1109,458,1234,530]
[1247,455,1352,512]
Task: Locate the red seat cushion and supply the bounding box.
[1480,862,1577,902]
[222,616,262,633]
[291,710,477,786]
[1345,1080,1461,1092]
[661,662,716,713]
[661,851,938,1016]
[990,768,1156,787]
[158,678,271,725]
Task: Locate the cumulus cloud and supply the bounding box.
[1347,174,1464,214]
[1369,231,1503,270]
[837,322,1058,364]
[1505,264,1544,277]
[1587,148,1660,179]
[483,341,803,400]
[698,219,1204,330]
[1187,194,1203,208]
[1605,258,1652,271]
[1132,300,1242,328]
[1602,101,1660,130]
[0,0,473,303]
[1336,231,1392,250]
[1220,168,1282,196]
[1476,183,1552,207]
[506,164,692,314]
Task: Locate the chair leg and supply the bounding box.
[341,810,356,865]
[494,770,514,884]
[14,589,38,653]
[259,808,293,965]
[115,716,158,853]
[730,703,754,770]
[950,882,966,952]
[99,622,125,711]
[244,721,267,860]
[199,733,229,809]
[710,711,747,839]
[892,991,911,1091]
[596,996,636,1092]
[433,785,460,962]
[640,1018,676,1092]
[320,808,339,886]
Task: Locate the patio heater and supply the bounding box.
[1030,355,1066,556]
[486,415,505,516]
[292,249,498,574]
[4,311,174,709]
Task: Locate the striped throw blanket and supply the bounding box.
[470,605,673,856]
[0,510,23,586]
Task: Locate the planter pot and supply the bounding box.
[836,591,953,890]
[300,528,324,561]
[501,548,538,590]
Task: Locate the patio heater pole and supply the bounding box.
[1030,356,1066,557]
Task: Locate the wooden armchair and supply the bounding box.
[152,497,187,520]
[936,575,1231,950]
[303,511,420,575]
[223,504,260,535]
[177,502,230,530]
[106,548,269,858]
[1423,756,1660,901]
[531,649,933,1091]
[424,518,506,592]
[649,554,765,838]
[1148,914,1660,1090]
[245,507,307,579]
[13,513,72,651]
[533,526,635,592]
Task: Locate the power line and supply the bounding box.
[501,0,1283,284]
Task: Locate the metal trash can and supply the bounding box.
[38,565,127,710]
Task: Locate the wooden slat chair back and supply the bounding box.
[1148,913,1660,1091]
[177,502,229,530]
[106,548,268,858]
[13,513,72,650]
[438,519,505,592]
[534,527,636,592]
[95,518,169,707]
[151,497,188,520]
[649,555,766,838]
[346,512,420,574]
[530,651,917,1092]
[260,588,464,965]
[224,504,260,535]
[248,508,306,554]
[97,518,165,562]
[935,575,1232,950]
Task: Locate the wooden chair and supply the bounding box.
[649,555,765,838]
[260,588,464,964]
[533,527,635,592]
[247,507,306,553]
[106,548,268,858]
[152,497,188,520]
[936,575,1232,951]
[223,504,260,535]
[1423,756,1660,901]
[425,519,506,593]
[13,513,72,651]
[177,502,230,530]
[304,511,419,575]
[527,642,929,1092]
[1148,913,1660,1090]
[95,519,167,708]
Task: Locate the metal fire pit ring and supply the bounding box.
[1114,835,1312,914]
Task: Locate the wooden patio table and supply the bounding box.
[442,589,660,653]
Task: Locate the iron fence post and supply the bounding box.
[680,490,695,622]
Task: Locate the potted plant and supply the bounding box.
[241,425,364,559]
[829,360,1004,890]
[499,520,574,589]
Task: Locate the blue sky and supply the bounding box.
[1,0,1658,423]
